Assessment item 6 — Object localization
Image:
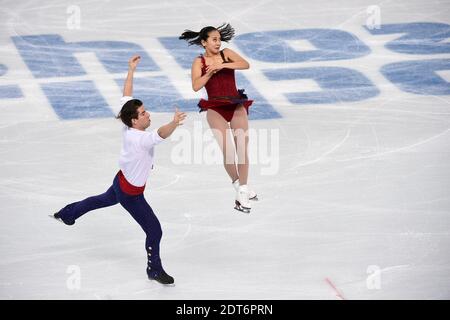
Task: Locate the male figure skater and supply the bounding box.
[52,55,186,285]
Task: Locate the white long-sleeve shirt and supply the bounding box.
[118,96,165,187]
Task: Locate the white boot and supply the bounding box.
[232,179,258,201]
[235,184,251,213]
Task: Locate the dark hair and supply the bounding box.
[116,99,142,127]
[179,23,235,46]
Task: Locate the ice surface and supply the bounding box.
[0,0,449,299]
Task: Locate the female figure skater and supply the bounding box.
[52,55,186,285]
[179,23,257,213]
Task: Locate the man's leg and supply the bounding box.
[117,191,173,284]
[55,185,118,225]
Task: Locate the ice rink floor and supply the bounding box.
[1,0,450,299]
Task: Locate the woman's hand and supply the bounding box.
[205,62,223,76]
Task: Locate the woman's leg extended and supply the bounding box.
[206,108,239,182]
[57,185,119,224]
[230,105,249,185]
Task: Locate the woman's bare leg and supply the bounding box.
[206,109,239,182]
[230,105,249,185]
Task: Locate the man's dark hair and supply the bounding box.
[116,99,143,127]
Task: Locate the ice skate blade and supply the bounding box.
[234,201,251,214]
[234,206,250,214]
[148,278,176,287]
[49,213,75,225]
[49,214,64,224]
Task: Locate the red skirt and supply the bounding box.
[198,89,253,122]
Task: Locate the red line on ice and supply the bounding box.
[325,277,346,300]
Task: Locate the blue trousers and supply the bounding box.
[57,174,164,274]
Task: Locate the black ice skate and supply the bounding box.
[49,211,75,225]
[147,268,175,286]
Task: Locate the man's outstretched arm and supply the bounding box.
[123,55,140,97]
[158,108,187,139]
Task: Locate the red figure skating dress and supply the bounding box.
[198,50,253,122]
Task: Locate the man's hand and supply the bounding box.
[128,55,141,71]
[123,55,140,96]
[157,108,187,139]
[172,107,187,126]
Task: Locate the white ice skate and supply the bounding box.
[235,184,252,214]
[232,179,258,201]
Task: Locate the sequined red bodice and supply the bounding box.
[196,50,253,121]
[200,55,239,98]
